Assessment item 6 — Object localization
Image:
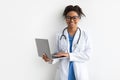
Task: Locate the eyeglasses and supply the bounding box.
[65,16,80,21]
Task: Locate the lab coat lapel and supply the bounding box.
[64,29,70,53]
[72,28,80,51]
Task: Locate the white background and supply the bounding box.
[0,0,120,80]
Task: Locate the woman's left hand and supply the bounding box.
[54,52,69,58]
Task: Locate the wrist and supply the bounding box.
[65,53,69,57]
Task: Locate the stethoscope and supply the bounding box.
[60,27,81,45]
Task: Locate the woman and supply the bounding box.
[42,5,91,80]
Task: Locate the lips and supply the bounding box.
[69,21,74,23]
[69,23,74,25]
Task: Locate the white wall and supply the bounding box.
[0,0,120,80]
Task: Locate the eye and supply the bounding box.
[65,16,79,21]
[73,16,78,19]
[66,16,71,19]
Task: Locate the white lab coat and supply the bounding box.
[51,28,91,80]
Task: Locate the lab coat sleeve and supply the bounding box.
[69,32,92,62]
[49,33,60,64]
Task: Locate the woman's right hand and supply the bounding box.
[42,53,53,62]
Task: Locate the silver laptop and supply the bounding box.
[35,38,67,59]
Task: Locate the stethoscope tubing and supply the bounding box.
[60,27,81,44]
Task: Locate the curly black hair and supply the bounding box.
[63,5,85,18]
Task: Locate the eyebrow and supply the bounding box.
[66,16,79,17]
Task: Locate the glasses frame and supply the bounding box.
[65,16,80,21]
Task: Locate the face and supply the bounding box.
[65,11,80,28]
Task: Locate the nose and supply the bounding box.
[70,18,74,22]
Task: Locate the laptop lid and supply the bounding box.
[35,38,52,59]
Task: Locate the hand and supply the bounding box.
[42,53,53,62]
[53,52,69,58]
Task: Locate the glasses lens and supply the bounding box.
[66,16,79,21]
[66,16,70,20]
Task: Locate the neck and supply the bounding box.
[67,26,78,36]
[67,26,77,32]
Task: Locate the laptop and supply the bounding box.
[35,38,67,59]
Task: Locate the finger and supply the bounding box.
[42,53,45,56]
[45,59,51,62]
[54,55,61,58]
[43,53,48,58]
[43,56,47,60]
[42,56,50,62]
[46,59,50,62]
